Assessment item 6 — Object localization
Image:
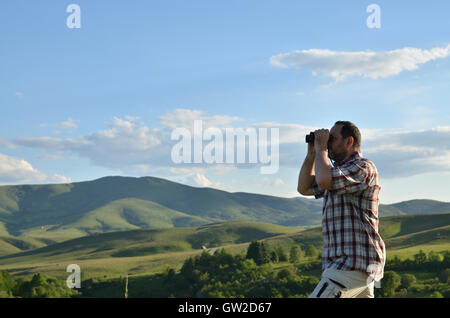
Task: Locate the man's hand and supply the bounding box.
[298,138,317,196]
[307,140,315,157]
[314,129,330,152]
[313,129,332,190]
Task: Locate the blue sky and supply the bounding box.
[1,0,450,204]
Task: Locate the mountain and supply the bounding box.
[0,176,322,241]
[0,176,448,245]
[390,200,450,215]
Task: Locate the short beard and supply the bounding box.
[328,149,347,165]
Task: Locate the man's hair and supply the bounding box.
[334,121,361,150]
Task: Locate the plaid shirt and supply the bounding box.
[311,152,385,282]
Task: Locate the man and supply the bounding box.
[298,121,385,298]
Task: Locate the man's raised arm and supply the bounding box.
[297,142,316,196]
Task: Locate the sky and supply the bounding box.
[1,0,450,204]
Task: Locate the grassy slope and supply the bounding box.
[0,236,49,256]
[0,221,299,275]
[20,198,211,241]
[392,199,450,215]
[1,176,448,246]
[378,213,450,238]
[0,214,448,280]
[0,221,9,236]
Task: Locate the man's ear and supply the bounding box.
[347,136,354,149]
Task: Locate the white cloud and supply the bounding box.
[433,126,450,132]
[47,174,72,183]
[159,166,227,190]
[210,164,236,175]
[14,92,24,99]
[158,108,242,130]
[10,110,450,181]
[16,117,163,170]
[39,118,80,131]
[0,137,16,149]
[91,117,161,151]
[270,45,450,81]
[124,115,140,122]
[191,173,213,187]
[261,177,285,186]
[0,153,46,183]
[13,111,245,175]
[37,154,71,161]
[252,123,450,179]
[254,122,317,144]
[0,153,71,184]
[363,127,450,178]
[273,178,285,186]
[59,118,79,129]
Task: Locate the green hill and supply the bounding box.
[0,175,448,253]
[0,221,299,277]
[0,213,448,280]
[378,213,450,239]
[0,221,298,262]
[379,200,450,217]
[392,199,450,215]
[260,213,450,258]
[0,236,47,256]
[0,176,323,242]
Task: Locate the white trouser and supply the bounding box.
[309,268,375,298]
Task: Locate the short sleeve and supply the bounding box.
[311,178,325,199]
[331,161,371,195]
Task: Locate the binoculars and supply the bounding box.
[305,132,315,143]
[305,131,334,144]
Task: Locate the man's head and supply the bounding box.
[328,121,361,164]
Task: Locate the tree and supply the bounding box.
[274,246,288,262]
[389,255,402,269]
[270,251,279,263]
[246,241,260,264]
[427,291,444,298]
[381,271,401,297]
[277,268,294,281]
[400,274,416,289]
[180,257,196,283]
[305,245,318,258]
[413,250,427,266]
[443,251,450,267]
[428,251,442,262]
[14,273,77,298]
[259,242,271,265]
[0,271,15,291]
[246,241,270,266]
[31,273,47,288]
[289,246,302,264]
[438,268,450,284]
[0,271,16,298]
